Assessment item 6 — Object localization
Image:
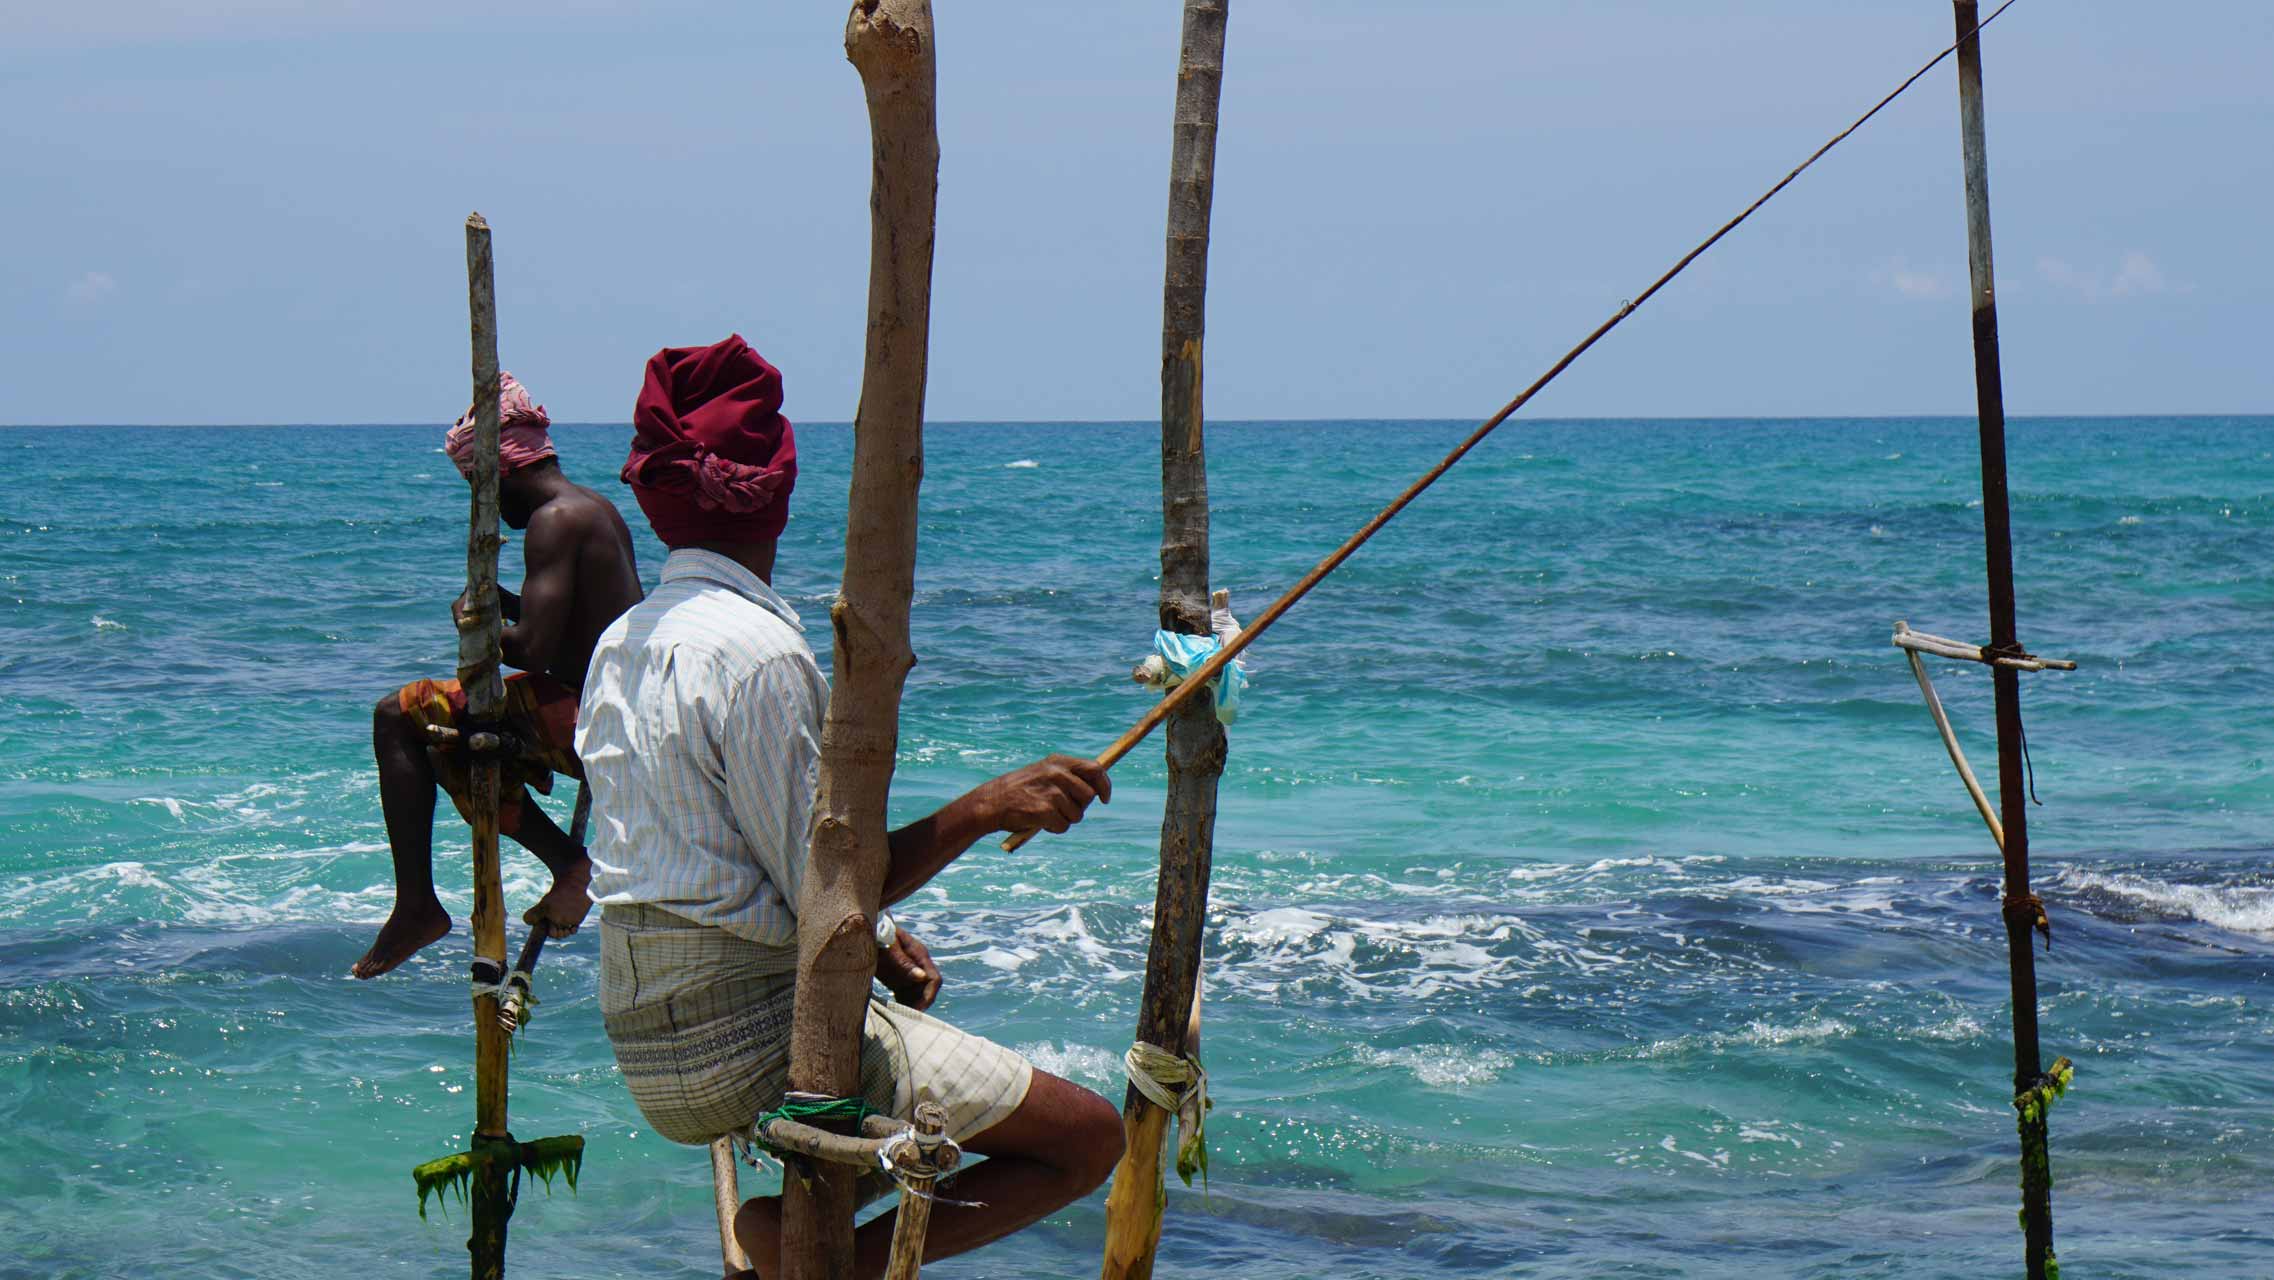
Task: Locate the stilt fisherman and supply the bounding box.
[579,335,1125,1278]
[354,373,644,979]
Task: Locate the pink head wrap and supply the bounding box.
[444,372,556,478]
[621,335,797,547]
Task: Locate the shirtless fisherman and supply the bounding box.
[352,373,644,979]
[581,336,1123,1277]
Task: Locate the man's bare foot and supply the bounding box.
[352,898,452,979]
[523,854,593,938]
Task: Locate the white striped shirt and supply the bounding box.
[577,548,827,947]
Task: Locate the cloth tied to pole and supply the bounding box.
[1151,632,1247,723]
[1125,1040,1210,1187]
[1131,589,1251,723]
[468,957,511,1002]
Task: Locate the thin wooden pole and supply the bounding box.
[1950,6,2053,1277]
[1101,4,1230,1277]
[880,1103,950,1280]
[710,1138,751,1276]
[459,211,514,1280]
[1894,625,2005,848]
[779,4,939,1277]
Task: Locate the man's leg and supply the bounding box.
[733,1069,1123,1279]
[509,795,592,937]
[352,692,453,978]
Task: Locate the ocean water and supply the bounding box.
[2,417,2269,1279]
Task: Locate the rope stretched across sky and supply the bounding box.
[1004,0,2027,850]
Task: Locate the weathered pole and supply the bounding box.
[1100,5,1230,1278]
[458,211,514,1280]
[710,1138,752,1276]
[880,1103,950,1280]
[778,3,939,1278]
[1950,6,2053,1277]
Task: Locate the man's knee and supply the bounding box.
[1075,1091,1124,1191]
[968,1068,1125,1193]
[374,693,406,733]
[1044,1074,1124,1193]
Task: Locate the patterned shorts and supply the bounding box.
[598,904,1034,1149]
[395,672,581,837]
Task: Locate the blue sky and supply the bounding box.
[3,1,2267,424]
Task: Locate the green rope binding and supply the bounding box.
[752,1095,875,1156]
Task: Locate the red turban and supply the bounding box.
[622,335,798,547]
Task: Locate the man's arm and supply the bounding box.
[879,756,1110,906]
[497,507,580,674]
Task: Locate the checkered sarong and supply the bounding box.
[599,904,1033,1147]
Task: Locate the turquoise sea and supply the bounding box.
[2,418,2270,1278]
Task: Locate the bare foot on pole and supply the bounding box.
[352,897,453,978]
[522,853,592,938]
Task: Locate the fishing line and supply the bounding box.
[1006,0,2027,849]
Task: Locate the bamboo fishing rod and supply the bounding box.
[1004,0,2024,853]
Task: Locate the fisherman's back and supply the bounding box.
[579,547,827,949]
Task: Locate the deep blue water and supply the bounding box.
[2,418,2270,1278]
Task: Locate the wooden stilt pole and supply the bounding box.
[1101,5,1231,1278]
[779,4,939,1278]
[458,211,515,1280]
[1949,7,2055,1277]
[880,1103,950,1280]
[710,1138,751,1276]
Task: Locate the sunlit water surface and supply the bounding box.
[2,419,2269,1278]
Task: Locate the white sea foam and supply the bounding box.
[1016,1041,1118,1090]
[1914,1013,1986,1042]
[1738,1016,1853,1047]
[1713,875,1838,897]
[92,615,125,631]
[1737,1122,1804,1148]
[1659,1134,1731,1168]
[1225,906,1332,946]
[1641,1016,1854,1059]
[2058,869,2274,937]
[975,945,1035,972]
[1356,1044,1515,1089]
[1005,459,1040,469]
[2118,514,2143,525]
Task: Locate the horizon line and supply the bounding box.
[4,411,2269,429]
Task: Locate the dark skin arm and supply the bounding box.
[880,755,1110,906]
[455,505,578,675]
[868,755,1111,1010]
